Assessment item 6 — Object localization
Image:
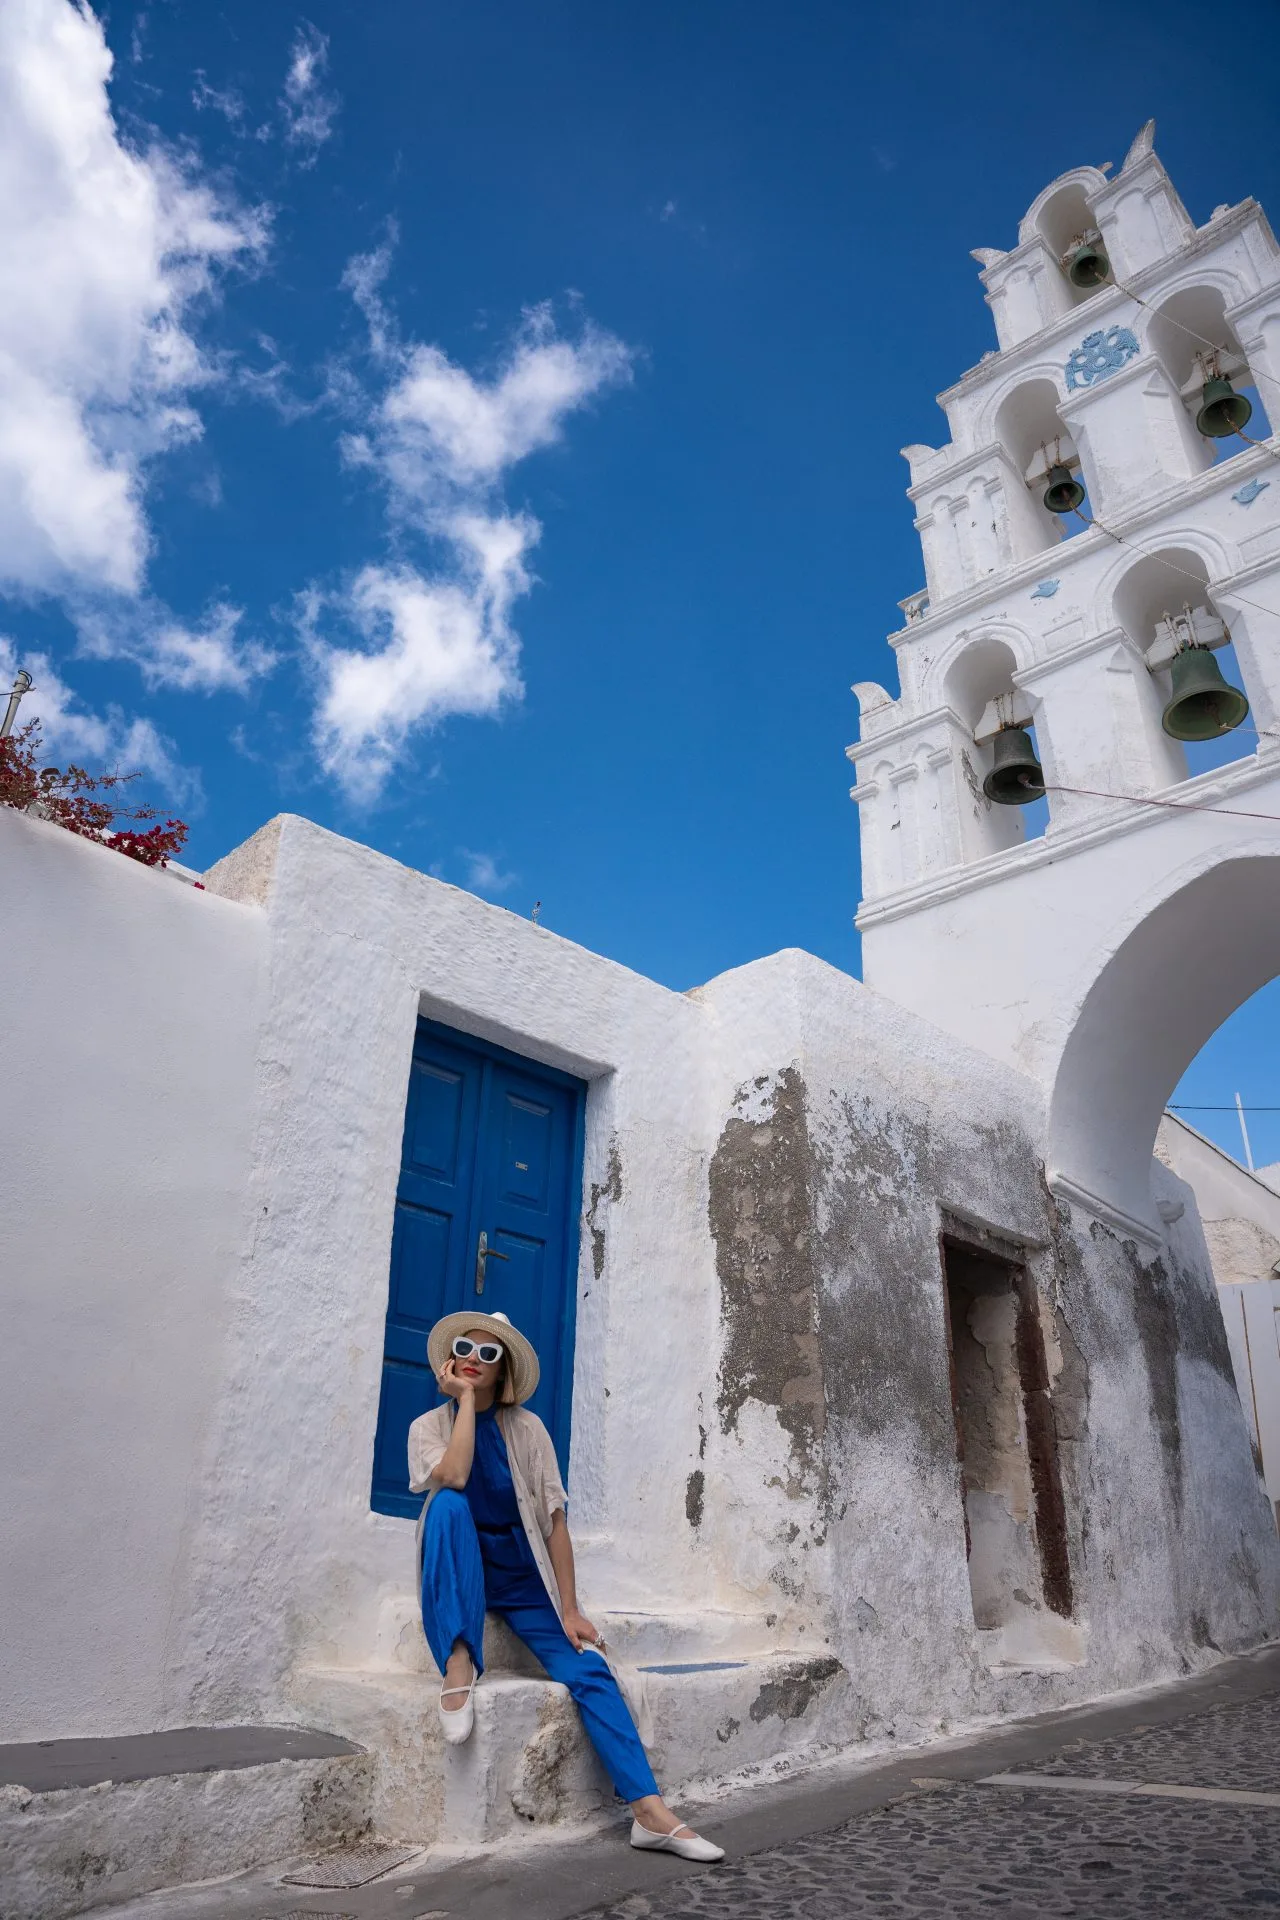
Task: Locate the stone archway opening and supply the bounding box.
[1171,977,1280,1182]
[1048,850,1280,1243]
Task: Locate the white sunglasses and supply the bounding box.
[451,1336,505,1366]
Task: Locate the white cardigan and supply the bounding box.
[407,1401,568,1616]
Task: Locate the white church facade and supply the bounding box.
[4,124,1280,1920]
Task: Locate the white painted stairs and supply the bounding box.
[2,1605,854,1920]
[288,1593,855,1847]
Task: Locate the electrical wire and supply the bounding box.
[1110,272,1280,409]
[1040,779,1280,823]
[1169,1104,1280,1112]
[1069,505,1280,630]
[1100,272,1280,469]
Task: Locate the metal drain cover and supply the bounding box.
[282,1841,418,1888]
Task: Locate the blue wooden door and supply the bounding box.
[370,1019,586,1518]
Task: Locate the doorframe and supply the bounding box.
[414,1016,588,1481]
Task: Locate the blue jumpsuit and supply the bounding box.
[420,1403,658,1802]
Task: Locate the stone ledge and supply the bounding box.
[0,1724,359,1794]
[0,1747,373,1920]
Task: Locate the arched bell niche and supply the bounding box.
[993,377,1093,556]
[943,634,1049,854]
[1026,179,1109,310]
[1147,283,1273,470]
[1111,545,1254,783]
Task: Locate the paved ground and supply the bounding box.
[86,1645,1280,1920]
[588,1712,1280,1918]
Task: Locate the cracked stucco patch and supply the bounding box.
[749,1655,844,1723]
[709,1067,825,1480]
[586,1137,623,1283]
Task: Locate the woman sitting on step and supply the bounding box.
[409,1309,724,1864]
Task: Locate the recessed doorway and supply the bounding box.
[941,1236,1075,1646]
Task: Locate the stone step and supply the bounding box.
[285,1666,449,1845]
[291,1646,852,1848]
[372,1591,787,1675]
[0,1726,372,1920]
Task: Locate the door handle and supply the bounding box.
[475,1230,510,1294]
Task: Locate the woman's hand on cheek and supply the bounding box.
[437,1358,471,1401]
[562,1607,602,1653]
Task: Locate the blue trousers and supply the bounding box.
[420,1489,658,1802]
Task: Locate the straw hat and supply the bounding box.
[427,1309,540,1405]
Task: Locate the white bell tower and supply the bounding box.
[849,122,1280,1247]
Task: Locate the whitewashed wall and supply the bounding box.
[0,810,265,1741]
[4,806,1277,1787]
[695,953,1279,1722]
[177,813,720,1726]
[1157,1115,1280,1519]
[178,817,1280,1741]
[1158,1114,1280,1283]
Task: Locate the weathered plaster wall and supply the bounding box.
[690,951,1280,1749]
[0,809,265,1741]
[173,832,1280,1760]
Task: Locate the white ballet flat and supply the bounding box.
[438,1674,476,1745]
[630,1819,725,1863]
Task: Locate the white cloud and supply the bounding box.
[308,557,525,802]
[376,301,632,494]
[281,22,338,164]
[192,74,245,125]
[0,0,265,602]
[309,286,632,800]
[340,237,394,355]
[138,603,277,692]
[232,333,317,421]
[461,849,517,895]
[0,636,199,805]
[76,599,277,693]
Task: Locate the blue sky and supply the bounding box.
[3,0,1279,1163]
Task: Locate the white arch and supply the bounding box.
[1091,524,1243,636]
[1143,261,1255,318]
[1018,168,1110,249]
[1048,841,1280,1243]
[975,360,1070,446]
[925,620,1034,711]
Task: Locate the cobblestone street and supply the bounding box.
[587,1695,1280,1920]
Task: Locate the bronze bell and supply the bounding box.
[1043,463,1086,515]
[1066,238,1110,289]
[1161,646,1250,741]
[1195,375,1253,439]
[983,726,1046,805]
